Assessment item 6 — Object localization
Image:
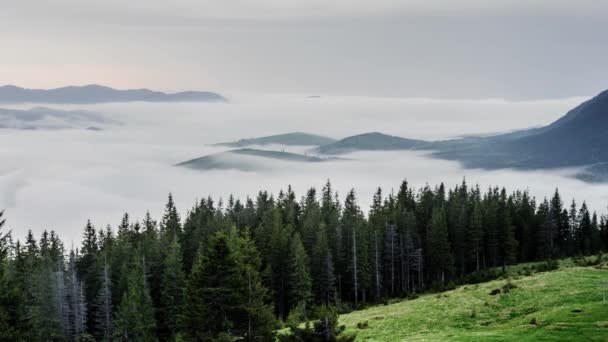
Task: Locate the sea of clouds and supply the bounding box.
[1,93,606,243]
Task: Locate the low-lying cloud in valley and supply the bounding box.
[2,94,607,242]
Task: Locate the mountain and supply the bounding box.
[431,89,608,170]
[216,132,336,147]
[177,148,339,171]
[0,106,112,130]
[317,132,428,154]
[310,89,608,181]
[0,84,226,104]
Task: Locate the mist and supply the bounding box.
[2,93,606,242]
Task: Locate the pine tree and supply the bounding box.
[113,248,157,341]
[311,228,336,306]
[77,220,100,335]
[161,193,182,244]
[160,237,185,340]
[467,202,484,272]
[287,233,312,312]
[96,251,112,341]
[426,209,453,285]
[368,187,384,300]
[235,230,276,341]
[180,231,275,341]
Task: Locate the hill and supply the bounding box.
[0,84,226,104]
[317,132,428,154]
[217,132,336,147]
[339,262,608,341]
[176,148,338,171]
[0,106,111,130]
[431,89,608,170]
[313,90,608,181]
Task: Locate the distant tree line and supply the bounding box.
[1,179,607,341]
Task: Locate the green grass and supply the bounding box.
[339,263,608,341]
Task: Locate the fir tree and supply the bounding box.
[426,209,453,285]
[159,237,185,340]
[113,248,157,341]
[287,233,312,312]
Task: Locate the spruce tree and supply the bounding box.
[467,202,483,272]
[426,209,453,285]
[160,237,185,340]
[180,231,275,341]
[287,233,312,312]
[113,248,157,341]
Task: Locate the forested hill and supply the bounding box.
[216,132,337,147]
[0,84,226,104]
[177,148,338,171]
[1,180,607,340]
[316,132,428,154]
[431,89,608,171]
[314,90,608,181]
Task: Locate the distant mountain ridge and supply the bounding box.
[315,89,608,181]
[177,148,339,171]
[430,89,608,171]
[316,132,428,154]
[0,106,112,130]
[216,132,336,147]
[0,84,226,104]
[177,89,608,181]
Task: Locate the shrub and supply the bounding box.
[489,288,501,296]
[356,321,369,329]
[502,281,518,293]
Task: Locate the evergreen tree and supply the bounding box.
[77,220,100,335]
[180,231,275,341]
[311,229,336,306]
[96,251,112,341]
[160,237,185,340]
[426,209,453,285]
[467,202,484,272]
[287,233,312,312]
[113,248,157,341]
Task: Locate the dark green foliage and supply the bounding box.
[281,305,356,342]
[159,237,185,340]
[113,248,157,341]
[0,179,605,340]
[180,231,275,341]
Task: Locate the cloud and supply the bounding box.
[2,94,608,243]
[0,107,113,130]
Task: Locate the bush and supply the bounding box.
[356,321,369,329]
[280,306,356,342]
[536,259,559,272]
[502,281,518,293]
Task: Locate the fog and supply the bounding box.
[2,94,607,242]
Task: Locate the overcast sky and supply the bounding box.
[1,0,607,98]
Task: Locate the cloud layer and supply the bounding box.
[2,94,608,243]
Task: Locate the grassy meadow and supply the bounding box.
[339,259,608,341]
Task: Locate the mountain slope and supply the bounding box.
[0,106,111,130]
[432,89,608,170]
[340,264,608,341]
[217,132,336,147]
[0,84,226,104]
[176,148,338,171]
[317,132,428,154]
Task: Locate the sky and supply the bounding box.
[1,1,608,241]
[1,0,608,98]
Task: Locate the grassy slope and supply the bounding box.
[340,264,608,341]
